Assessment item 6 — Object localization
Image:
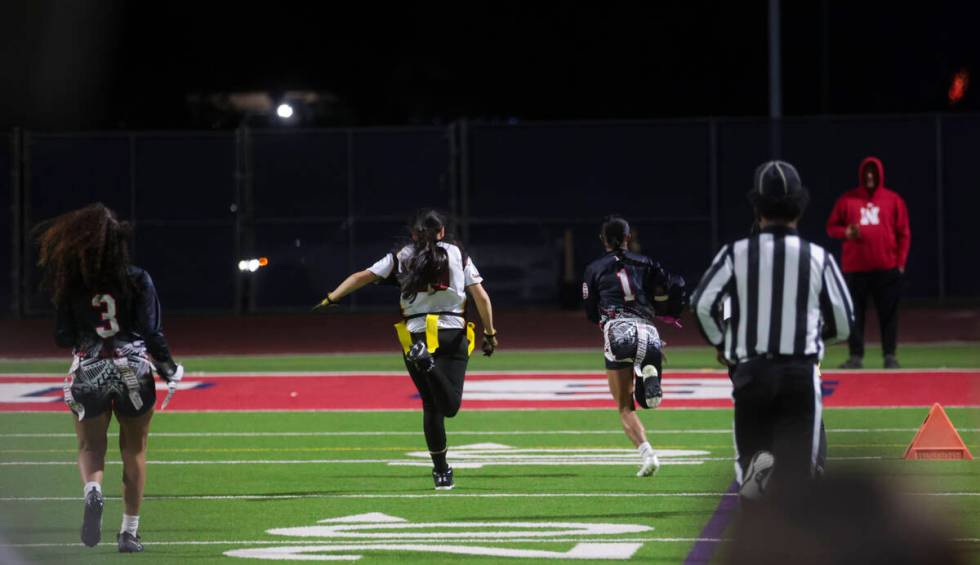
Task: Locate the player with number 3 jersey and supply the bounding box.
[36,203,182,553]
[582,216,687,477]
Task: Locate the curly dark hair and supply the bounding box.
[35,203,134,306]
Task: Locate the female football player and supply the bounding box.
[36,203,182,553]
[582,216,686,477]
[315,209,497,490]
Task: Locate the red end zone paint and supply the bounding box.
[1,371,977,412]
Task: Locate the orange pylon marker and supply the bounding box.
[904,403,974,461]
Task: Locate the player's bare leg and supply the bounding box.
[607,368,645,446]
[607,368,660,476]
[116,409,153,552]
[76,411,111,487]
[75,410,111,546]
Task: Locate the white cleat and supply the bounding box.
[739,451,775,500]
[637,453,661,477]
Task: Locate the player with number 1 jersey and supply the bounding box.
[36,203,182,553]
[582,216,687,477]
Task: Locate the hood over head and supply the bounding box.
[859,156,885,191]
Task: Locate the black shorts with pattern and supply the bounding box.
[65,353,156,420]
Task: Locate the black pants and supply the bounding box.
[845,268,902,358]
[404,329,469,453]
[733,357,822,490]
[729,364,826,475]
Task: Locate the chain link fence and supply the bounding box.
[4,114,978,316]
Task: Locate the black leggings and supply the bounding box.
[404,329,470,453]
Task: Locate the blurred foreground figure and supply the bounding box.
[724,474,967,565]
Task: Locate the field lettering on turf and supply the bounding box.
[391,442,712,468]
[224,512,649,560]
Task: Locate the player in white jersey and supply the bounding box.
[315,210,497,490]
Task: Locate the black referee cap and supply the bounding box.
[753,160,804,198]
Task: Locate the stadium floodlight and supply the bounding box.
[276,103,294,119]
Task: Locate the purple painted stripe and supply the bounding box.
[683,481,739,564]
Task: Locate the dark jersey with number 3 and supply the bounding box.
[55,265,175,365]
[582,250,673,326]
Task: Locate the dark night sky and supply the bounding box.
[2,1,978,129]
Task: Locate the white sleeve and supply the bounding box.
[367,253,395,279]
[464,256,483,286]
[820,253,854,342]
[692,245,734,347]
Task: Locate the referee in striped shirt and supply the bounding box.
[692,160,854,499]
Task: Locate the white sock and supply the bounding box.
[638,442,654,458]
[83,481,101,497]
[121,514,139,536]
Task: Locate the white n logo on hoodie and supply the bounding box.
[859,203,880,226]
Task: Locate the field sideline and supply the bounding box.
[1,342,978,374]
[0,345,977,564]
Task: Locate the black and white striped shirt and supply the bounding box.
[692,226,854,363]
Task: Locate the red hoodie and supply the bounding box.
[826,157,911,273]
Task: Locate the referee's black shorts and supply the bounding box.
[731,356,822,488]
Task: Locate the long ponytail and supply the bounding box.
[399,209,450,302]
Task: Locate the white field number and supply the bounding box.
[225,513,649,560]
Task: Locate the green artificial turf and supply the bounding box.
[0,342,977,564]
[0,408,977,564]
[1,342,978,374]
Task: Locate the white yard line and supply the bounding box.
[1,492,735,502]
[1,367,979,378]
[0,455,886,466]
[4,405,975,414]
[0,428,975,439]
[4,537,732,548]
[2,491,976,503]
[6,537,979,548]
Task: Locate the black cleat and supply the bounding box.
[884,355,901,369]
[839,356,863,369]
[406,341,435,373]
[80,488,104,547]
[633,365,662,409]
[117,532,144,553]
[432,467,455,490]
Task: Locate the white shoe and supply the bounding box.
[739,451,775,500]
[637,453,660,477]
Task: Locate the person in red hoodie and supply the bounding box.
[826,157,910,369]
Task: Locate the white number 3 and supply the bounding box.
[91,294,120,338]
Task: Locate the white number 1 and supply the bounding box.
[616,269,636,302]
[91,294,120,338]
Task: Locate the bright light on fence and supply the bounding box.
[238,257,270,273]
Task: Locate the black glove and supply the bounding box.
[482,332,498,357]
[312,293,339,312]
